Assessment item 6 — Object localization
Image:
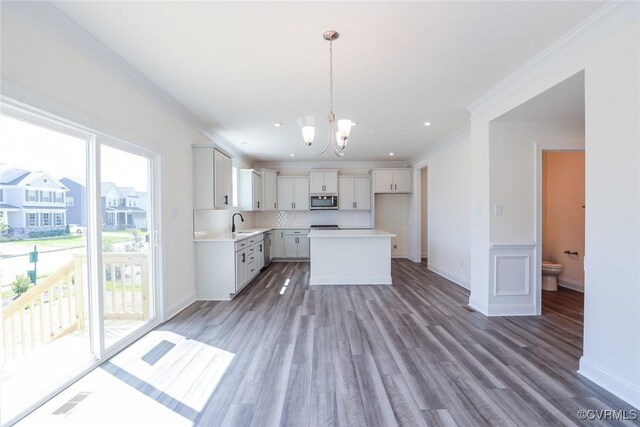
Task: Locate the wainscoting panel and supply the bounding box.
[488,242,537,316]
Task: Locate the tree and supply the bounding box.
[11,275,31,298]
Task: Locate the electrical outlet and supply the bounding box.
[393,244,398,249]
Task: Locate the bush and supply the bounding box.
[11,275,31,298]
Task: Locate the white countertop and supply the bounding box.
[194,227,310,242]
[308,229,396,238]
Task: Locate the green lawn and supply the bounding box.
[0,231,133,256]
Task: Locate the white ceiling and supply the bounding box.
[52,1,604,162]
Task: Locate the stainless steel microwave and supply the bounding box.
[310,195,338,210]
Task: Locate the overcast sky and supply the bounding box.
[0,114,147,190]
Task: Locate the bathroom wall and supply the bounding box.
[542,151,585,290]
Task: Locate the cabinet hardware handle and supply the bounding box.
[242,253,246,263]
[395,184,397,190]
[390,184,392,190]
[274,202,277,209]
[224,195,229,205]
[291,202,294,209]
[257,201,260,209]
[563,250,579,256]
[259,244,262,252]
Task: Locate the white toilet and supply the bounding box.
[542,261,563,291]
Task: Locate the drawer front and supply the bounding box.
[248,236,256,245]
[235,239,248,251]
[247,258,258,277]
[247,245,256,256]
[254,233,264,243]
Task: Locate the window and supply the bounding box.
[66,196,74,206]
[25,190,37,202]
[42,213,50,226]
[43,178,48,183]
[55,192,64,203]
[55,213,63,226]
[0,189,3,202]
[27,213,37,227]
[42,191,51,202]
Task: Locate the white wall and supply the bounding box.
[0,2,216,317]
[420,168,428,258]
[374,193,410,258]
[467,2,640,408]
[412,127,471,288]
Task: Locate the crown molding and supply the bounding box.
[465,1,627,116]
[410,124,470,169]
[252,160,410,171]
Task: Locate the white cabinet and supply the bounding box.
[193,147,233,209]
[373,169,413,193]
[273,229,285,258]
[309,170,338,194]
[239,169,263,211]
[235,248,247,291]
[339,176,371,210]
[261,170,278,211]
[196,231,268,301]
[283,229,310,258]
[277,177,309,211]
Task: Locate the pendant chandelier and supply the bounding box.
[302,30,352,157]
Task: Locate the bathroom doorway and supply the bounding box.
[540,150,585,321]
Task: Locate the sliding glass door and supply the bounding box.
[0,103,161,425]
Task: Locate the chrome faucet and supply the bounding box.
[232,212,244,233]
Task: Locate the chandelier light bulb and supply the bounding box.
[302,126,315,146]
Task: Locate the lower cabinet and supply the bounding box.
[283,229,310,258]
[195,232,266,301]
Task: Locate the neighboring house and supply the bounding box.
[60,177,87,227]
[101,182,147,230]
[0,165,68,238]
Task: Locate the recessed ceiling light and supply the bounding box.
[241,141,248,145]
[423,121,432,127]
[274,122,283,127]
[289,153,295,157]
[389,152,395,156]
[351,122,358,126]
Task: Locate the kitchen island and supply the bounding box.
[308,229,396,285]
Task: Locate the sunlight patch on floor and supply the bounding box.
[18,330,235,426]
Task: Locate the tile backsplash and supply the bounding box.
[255,210,372,228]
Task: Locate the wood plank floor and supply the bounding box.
[150,259,636,427]
[23,259,637,426]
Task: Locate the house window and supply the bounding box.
[43,178,48,183]
[67,196,74,206]
[26,190,38,202]
[0,189,3,202]
[27,213,37,227]
[55,213,63,226]
[55,192,64,203]
[42,191,51,202]
[42,213,50,226]
[0,211,4,223]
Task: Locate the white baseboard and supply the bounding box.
[486,303,537,316]
[408,254,422,263]
[392,253,408,259]
[579,357,640,410]
[427,264,470,289]
[468,296,489,316]
[310,276,392,285]
[165,291,197,321]
[559,278,584,292]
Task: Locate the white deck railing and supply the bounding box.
[1,253,148,363]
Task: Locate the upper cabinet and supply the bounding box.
[193,147,233,209]
[238,169,263,211]
[339,176,371,210]
[277,177,309,211]
[260,170,278,211]
[372,169,413,193]
[309,170,338,194]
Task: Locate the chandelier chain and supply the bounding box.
[329,40,334,114]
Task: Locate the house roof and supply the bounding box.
[105,206,145,213]
[0,166,68,190]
